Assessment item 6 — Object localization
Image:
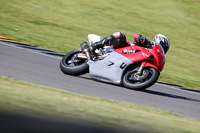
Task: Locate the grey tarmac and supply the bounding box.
[0,41,199,119]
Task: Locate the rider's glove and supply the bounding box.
[138,36,152,48]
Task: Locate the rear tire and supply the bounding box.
[60,49,89,76]
[123,67,160,90]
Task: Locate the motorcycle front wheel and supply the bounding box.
[60,49,89,76]
[122,67,160,90]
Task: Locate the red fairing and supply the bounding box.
[114,44,165,71]
[149,44,165,71]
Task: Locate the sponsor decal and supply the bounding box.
[142,52,149,58]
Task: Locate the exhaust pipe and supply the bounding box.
[80,42,91,60]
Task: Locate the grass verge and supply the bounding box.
[0,75,200,133]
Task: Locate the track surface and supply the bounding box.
[0,41,200,119]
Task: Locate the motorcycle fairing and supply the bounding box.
[149,44,165,71]
[114,44,165,71]
[87,51,133,84]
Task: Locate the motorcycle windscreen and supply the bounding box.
[87,51,133,84]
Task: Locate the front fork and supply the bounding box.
[137,62,146,76]
[134,61,160,76]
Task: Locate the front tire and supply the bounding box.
[123,67,160,90]
[60,49,89,76]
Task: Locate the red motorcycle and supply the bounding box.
[60,34,166,90]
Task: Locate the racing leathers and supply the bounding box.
[133,33,152,48]
[90,32,152,54]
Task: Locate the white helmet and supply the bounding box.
[152,34,170,54]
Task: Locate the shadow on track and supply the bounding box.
[157,82,200,94]
[79,75,200,103]
[143,90,200,102]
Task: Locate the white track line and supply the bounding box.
[0,41,62,59]
[156,83,200,96]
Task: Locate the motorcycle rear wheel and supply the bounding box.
[123,67,159,90]
[60,49,89,76]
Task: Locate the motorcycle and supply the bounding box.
[60,34,166,90]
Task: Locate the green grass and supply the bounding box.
[0,0,199,89]
[0,75,200,133]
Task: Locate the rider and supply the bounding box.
[90,32,170,54]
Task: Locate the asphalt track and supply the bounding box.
[0,41,200,119]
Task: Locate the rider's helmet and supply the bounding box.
[111,32,126,48]
[152,34,170,54]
